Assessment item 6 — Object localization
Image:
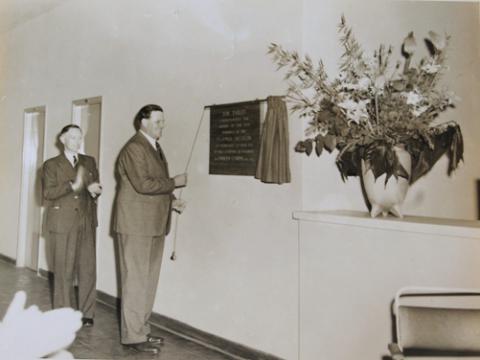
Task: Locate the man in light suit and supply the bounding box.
[42,124,102,327]
[114,104,187,354]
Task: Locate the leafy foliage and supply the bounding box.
[268,17,463,184]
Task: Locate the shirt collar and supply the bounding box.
[139,129,158,149]
[64,150,78,166]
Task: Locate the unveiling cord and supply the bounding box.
[170,107,207,261]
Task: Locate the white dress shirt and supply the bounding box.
[139,130,158,150]
[64,151,79,167]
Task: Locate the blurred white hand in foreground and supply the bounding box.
[0,291,82,359]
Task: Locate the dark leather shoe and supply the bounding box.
[82,318,94,327]
[147,334,165,345]
[124,342,160,354]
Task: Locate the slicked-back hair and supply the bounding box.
[134,104,164,131]
[60,124,81,136]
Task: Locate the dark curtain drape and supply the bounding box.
[255,96,291,184]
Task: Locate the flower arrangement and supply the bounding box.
[269,16,463,184]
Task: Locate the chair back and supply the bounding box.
[394,287,480,352]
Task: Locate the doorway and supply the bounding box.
[17,107,46,270]
[72,97,102,162]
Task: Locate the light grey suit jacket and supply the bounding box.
[113,132,175,236]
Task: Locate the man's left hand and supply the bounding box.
[87,182,102,198]
[172,199,186,214]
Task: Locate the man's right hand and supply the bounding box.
[173,173,187,188]
[71,166,85,192]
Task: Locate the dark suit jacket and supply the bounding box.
[42,153,99,233]
[114,132,175,236]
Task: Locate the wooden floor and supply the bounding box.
[0,259,234,359]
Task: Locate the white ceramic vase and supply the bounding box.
[361,146,412,218]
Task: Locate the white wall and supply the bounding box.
[0,27,22,259]
[299,0,480,219]
[0,0,302,358]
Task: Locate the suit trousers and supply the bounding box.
[51,217,97,318]
[117,233,165,344]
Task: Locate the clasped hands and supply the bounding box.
[70,165,103,198]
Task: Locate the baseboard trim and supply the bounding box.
[0,253,16,265]
[38,268,51,280]
[96,289,284,360]
[34,267,283,360]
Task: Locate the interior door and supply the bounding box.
[17,107,46,270]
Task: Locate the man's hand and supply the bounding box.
[71,166,85,192]
[172,199,186,214]
[87,182,102,198]
[173,173,187,188]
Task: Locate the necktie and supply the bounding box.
[155,141,164,161]
[73,155,78,166]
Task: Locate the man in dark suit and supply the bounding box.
[42,124,102,327]
[114,104,187,354]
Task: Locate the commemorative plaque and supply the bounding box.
[209,101,260,175]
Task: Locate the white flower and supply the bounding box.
[338,98,357,111]
[403,90,423,105]
[338,98,370,124]
[421,63,441,74]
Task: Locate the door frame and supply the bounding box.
[16,106,46,269]
[71,96,102,161]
